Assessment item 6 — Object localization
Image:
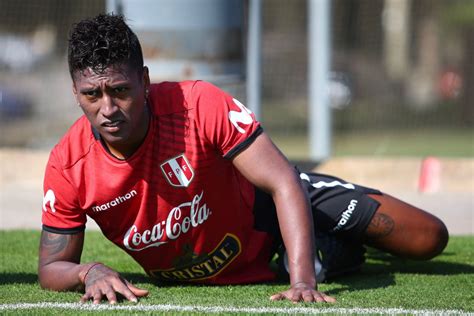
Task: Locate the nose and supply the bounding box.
[100,94,118,118]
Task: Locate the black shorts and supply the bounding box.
[253,171,381,246]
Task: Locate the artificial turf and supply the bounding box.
[0,230,473,315]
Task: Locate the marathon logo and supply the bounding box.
[334,199,358,231]
[92,189,137,212]
[149,234,241,281]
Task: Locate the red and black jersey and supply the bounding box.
[42,81,275,284]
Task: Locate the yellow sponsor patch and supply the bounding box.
[149,233,241,281]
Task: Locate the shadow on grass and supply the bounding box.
[127,252,474,297]
[120,273,157,285]
[0,273,38,285]
[321,251,474,296]
[365,249,474,275]
[1,256,472,295]
[0,272,155,286]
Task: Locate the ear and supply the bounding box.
[143,66,150,91]
[72,82,79,105]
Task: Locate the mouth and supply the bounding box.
[101,120,124,132]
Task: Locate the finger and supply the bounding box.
[270,293,284,301]
[92,291,103,305]
[126,281,149,297]
[313,291,336,303]
[114,282,138,303]
[80,292,91,304]
[104,289,118,305]
[321,293,336,303]
[303,292,315,303]
[290,292,302,303]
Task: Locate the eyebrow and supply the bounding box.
[79,87,99,94]
[108,83,130,88]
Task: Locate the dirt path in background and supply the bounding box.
[0,149,472,234]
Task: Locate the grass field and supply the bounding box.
[270,128,474,160]
[0,230,473,315]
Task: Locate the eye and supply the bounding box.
[113,87,128,93]
[84,90,99,97]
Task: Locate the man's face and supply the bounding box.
[72,64,150,154]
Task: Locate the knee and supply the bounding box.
[415,218,449,260]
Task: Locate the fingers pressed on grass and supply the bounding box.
[291,293,301,302]
[322,294,336,303]
[80,293,91,304]
[303,292,315,302]
[126,281,149,297]
[270,293,284,301]
[104,289,117,304]
[93,292,102,305]
[114,284,137,303]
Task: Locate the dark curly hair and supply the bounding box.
[68,13,144,77]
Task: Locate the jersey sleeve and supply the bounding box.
[42,150,86,234]
[191,81,262,158]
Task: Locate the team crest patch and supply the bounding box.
[160,154,194,187]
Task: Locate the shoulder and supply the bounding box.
[49,115,96,170]
[150,80,216,95]
[147,81,224,115]
[186,80,227,100]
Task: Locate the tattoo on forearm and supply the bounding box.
[367,213,394,238]
[40,232,70,256]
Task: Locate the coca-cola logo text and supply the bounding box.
[123,191,211,251]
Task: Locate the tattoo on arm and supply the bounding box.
[39,232,72,267]
[39,231,83,269]
[41,232,70,256]
[366,213,394,238]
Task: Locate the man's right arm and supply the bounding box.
[38,230,148,304]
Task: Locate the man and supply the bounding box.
[39,13,448,305]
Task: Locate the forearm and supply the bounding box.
[39,261,97,291]
[274,177,317,287]
[269,175,336,303]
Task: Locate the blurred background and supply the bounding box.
[0,0,472,159]
[0,0,472,233]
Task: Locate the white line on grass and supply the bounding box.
[0,303,471,315]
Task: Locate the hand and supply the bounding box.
[79,263,148,304]
[270,282,336,303]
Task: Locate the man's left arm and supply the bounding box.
[232,132,335,303]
